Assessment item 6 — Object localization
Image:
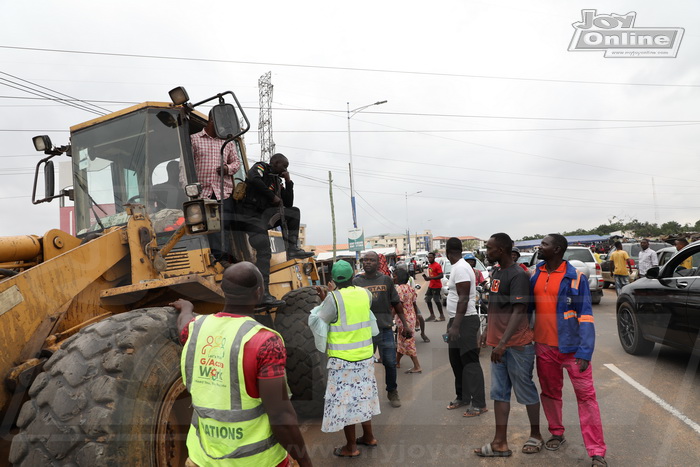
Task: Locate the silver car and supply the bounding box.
[529,246,604,305]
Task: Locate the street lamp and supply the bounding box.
[405,190,422,255]
[347,100,387,230]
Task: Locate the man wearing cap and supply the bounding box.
[354,251,412,408]
[308,261,381,457]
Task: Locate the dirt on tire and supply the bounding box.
[9,307,188,466]
[275,287,326,419]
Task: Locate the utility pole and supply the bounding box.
[329,171,337,263]
[258,72,275,162]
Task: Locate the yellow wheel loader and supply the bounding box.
[0,88,325,466]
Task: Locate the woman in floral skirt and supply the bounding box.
[394,267,423,374]
[308,260,381,458]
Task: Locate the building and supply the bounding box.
[366,230,432,256]
[299,224,306,247]
[431,236,485,253]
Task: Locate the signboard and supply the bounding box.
[348,228,364,252]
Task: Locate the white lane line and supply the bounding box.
[604,363,700,435]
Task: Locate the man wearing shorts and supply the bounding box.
[475,233,543,458]
[422,252,445,321]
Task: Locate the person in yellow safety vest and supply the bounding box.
[308,260,381,458]
[172,262,312,467]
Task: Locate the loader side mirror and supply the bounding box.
[44,160,55,198]
[211,103,241,140]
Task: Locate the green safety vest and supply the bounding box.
[327,287,374,361]
[181,315,287,466]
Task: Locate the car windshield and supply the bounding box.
[517,254,533,265]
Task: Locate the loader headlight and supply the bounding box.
[169,86,190,106]
[185,203,204,225]
[185,183,201,198]
[33,135,52,152]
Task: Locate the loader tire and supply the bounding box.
[9,307,192,467]
[275,287,326,419]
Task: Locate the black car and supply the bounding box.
[616,240,700,355]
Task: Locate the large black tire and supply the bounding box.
[274,287,326,419]
[9,308,191,466]
[617,301,655,355]
[591,291,602,305]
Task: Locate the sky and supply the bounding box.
[1,0,699,246]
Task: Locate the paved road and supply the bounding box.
[297,280,700,466]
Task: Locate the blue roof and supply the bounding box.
[515,235,608,249]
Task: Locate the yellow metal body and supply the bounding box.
[0,100,319,427]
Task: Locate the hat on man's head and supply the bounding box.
[332,260,354,282]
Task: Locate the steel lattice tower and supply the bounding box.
[258,71,275,162]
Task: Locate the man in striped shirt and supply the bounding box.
[191,115,241,266]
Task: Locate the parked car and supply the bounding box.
[517,252,534,267]
[529,246,604,305]
[616,241,700,355]
[600,242,669,288]
[438,256,489,305]
[655,246,677,267]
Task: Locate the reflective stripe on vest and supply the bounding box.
[327,288,374,360]
[181,315,287,464]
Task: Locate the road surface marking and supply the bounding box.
[604,363,700,435]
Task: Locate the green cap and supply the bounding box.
[332,260,354,282]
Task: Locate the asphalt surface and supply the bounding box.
[297,279,700,466]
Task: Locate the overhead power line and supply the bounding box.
[2,45,699,88]
[0,71,110,116]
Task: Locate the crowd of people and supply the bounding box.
[171,231,609,467]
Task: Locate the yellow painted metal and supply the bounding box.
[70,102,173,132]
[0,228,128,409]
[0,236,41,262]
[42,229,82,261]
[100,274,224,309]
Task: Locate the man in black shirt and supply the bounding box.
[237,153,313,307]
[354,251,412,408]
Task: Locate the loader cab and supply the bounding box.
[69,104,247,237]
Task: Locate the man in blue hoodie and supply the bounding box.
[530,234,607,467]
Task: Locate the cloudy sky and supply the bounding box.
[1,0,699,246]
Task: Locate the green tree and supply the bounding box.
[462,239,480,252]
[660,221,682,234]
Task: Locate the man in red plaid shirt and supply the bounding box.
[191,116,241,265]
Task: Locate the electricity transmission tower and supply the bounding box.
[258,71,275,162]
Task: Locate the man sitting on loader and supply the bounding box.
[236,153,313,307]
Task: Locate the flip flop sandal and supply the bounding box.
[356,437,378,448]
[404,368,422,374]
[425,316,436,322]
[544,436,566,451]
[333,447,361,457]
[446,399,467,410]
[522,437,544,454]
[463,407,489,417]
[591,455,608,466]
[474,443,512,458]
[436,317,446,322]
[421,335,431,342]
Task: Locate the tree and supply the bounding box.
[660,221,682,234]
[462,239,480,252]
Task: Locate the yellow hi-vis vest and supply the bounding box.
[181,315,287,466]
[327,287,374,361]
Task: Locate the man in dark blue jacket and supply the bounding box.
[530,234,607,467]
[237,153,313,307]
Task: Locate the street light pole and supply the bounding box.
[347,99,387,266]
[347,100,387,229]
[405,190,422,256]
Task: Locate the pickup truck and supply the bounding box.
[600,242,668,287]
[529,246,604,305]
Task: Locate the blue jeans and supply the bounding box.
[614,274,629,295]
[490,344,540,405]
[373,328,397,392]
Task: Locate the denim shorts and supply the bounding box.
[490,343,540,405]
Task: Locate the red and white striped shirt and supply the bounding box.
[191,129,241,199]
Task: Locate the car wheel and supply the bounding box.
[616,302,654,355]
[591,291,602,305]
[603,281,612,289]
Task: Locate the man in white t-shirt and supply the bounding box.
[444,237,487,417]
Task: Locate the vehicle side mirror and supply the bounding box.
[599,254,608,260]
[211,103,241,139]
[645,266,660,279]
[44,160,55,198]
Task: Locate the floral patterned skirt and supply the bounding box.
[321,357,381,433]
